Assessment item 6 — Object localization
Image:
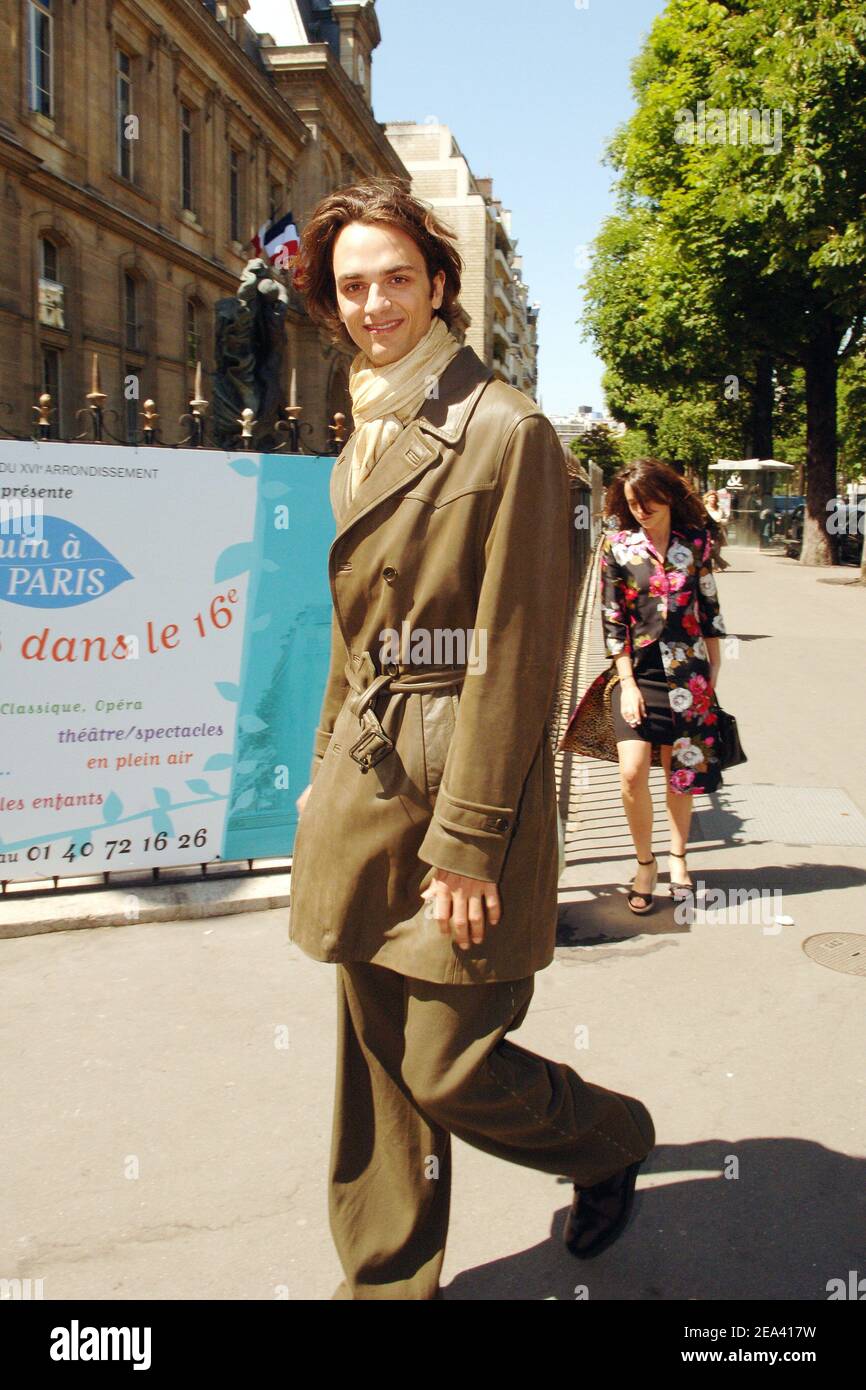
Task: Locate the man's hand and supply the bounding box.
[295,782,312,816]
[421,869,501,950]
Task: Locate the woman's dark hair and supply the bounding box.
[293,176,463,350]
[605,458,708,531]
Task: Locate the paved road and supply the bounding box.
[2,545,864,1299]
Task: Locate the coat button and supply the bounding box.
[489,815,509,832]
[382,565,398,581]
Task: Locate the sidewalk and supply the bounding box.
[1,546,864,1300]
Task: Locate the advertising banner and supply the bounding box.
[0,441,334,882]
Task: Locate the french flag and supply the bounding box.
[252,211,300,267]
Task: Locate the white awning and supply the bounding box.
[710,458,795,472]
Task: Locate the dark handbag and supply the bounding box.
[712,699,747,769]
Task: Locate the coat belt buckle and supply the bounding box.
[348,707,394,772]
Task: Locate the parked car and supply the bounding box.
[784,499,865,563]
[835,498,866,564]
[773,494,805,516]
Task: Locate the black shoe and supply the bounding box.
[563,1157,646,1260]
[668,851,693,905]
[627,854,657,914]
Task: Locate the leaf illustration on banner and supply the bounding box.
[238,714,267,734]
[229,458,260,478]
[232,788,256,812]
[103,791,123,824]
[237,759,257,774]
[153,787,171,808]
[203,753,233,772]
[261,481,290,498]
[151,810,174,836]
[262,558,280,573]
[251,613,272,632]
[185,779,214,795]
[215,681,240,702]
[0,516,133,609]
[214,542,253,582]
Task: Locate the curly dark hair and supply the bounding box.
[604,458,708,531]
[292,176,464,350]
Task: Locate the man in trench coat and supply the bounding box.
[288,182,655,1299]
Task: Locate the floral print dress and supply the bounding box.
[600,523,727,796]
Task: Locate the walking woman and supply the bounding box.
[602,461,727,912]
[703,489,731,571]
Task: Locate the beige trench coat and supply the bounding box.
[288,344,571,983]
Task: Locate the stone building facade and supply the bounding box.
[384,122,539,398]
[0,0,409,451]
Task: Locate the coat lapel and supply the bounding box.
[329,345,494,551]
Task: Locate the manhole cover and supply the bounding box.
[802,933,866,976]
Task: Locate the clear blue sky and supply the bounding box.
[372,0,664,416]
[251,0,665,415]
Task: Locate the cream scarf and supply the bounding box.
[347,314,462,501]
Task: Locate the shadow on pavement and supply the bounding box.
[442,1137,865,1300]
[556,862,866,948]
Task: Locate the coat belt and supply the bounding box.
[342,658,467,772]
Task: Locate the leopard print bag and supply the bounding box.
[557,663,662,767]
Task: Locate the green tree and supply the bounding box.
[585,0,866,565]
[570,423,625,484]
[839,352,866,482]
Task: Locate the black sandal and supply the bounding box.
[668,851,693,904]
[627,854,657,914]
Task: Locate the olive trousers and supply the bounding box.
[327,960,655,1300]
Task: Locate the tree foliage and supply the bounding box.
[584,0,866,564]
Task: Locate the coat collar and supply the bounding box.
[329,344,494,551]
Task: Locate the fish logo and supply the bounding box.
[0,516,133,608]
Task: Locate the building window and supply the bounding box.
[41,237,58,284]
[180,104,194,212]
[229,148,241,243]
[186,299,201,368]
[216,4,237,39]
[41,348,61,435]
[38,237,64,329]
[27,0,53,117]
[269,181,281,222]
[124,366,139,443]
[116,50,133,180]
[124,273,139,350]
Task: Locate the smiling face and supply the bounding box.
[332,220,446,366]
[624,481,671,531]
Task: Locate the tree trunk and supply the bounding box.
[800,319,839,566]
[750,353,774,458]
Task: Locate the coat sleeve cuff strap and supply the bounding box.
[416,787,516,883]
